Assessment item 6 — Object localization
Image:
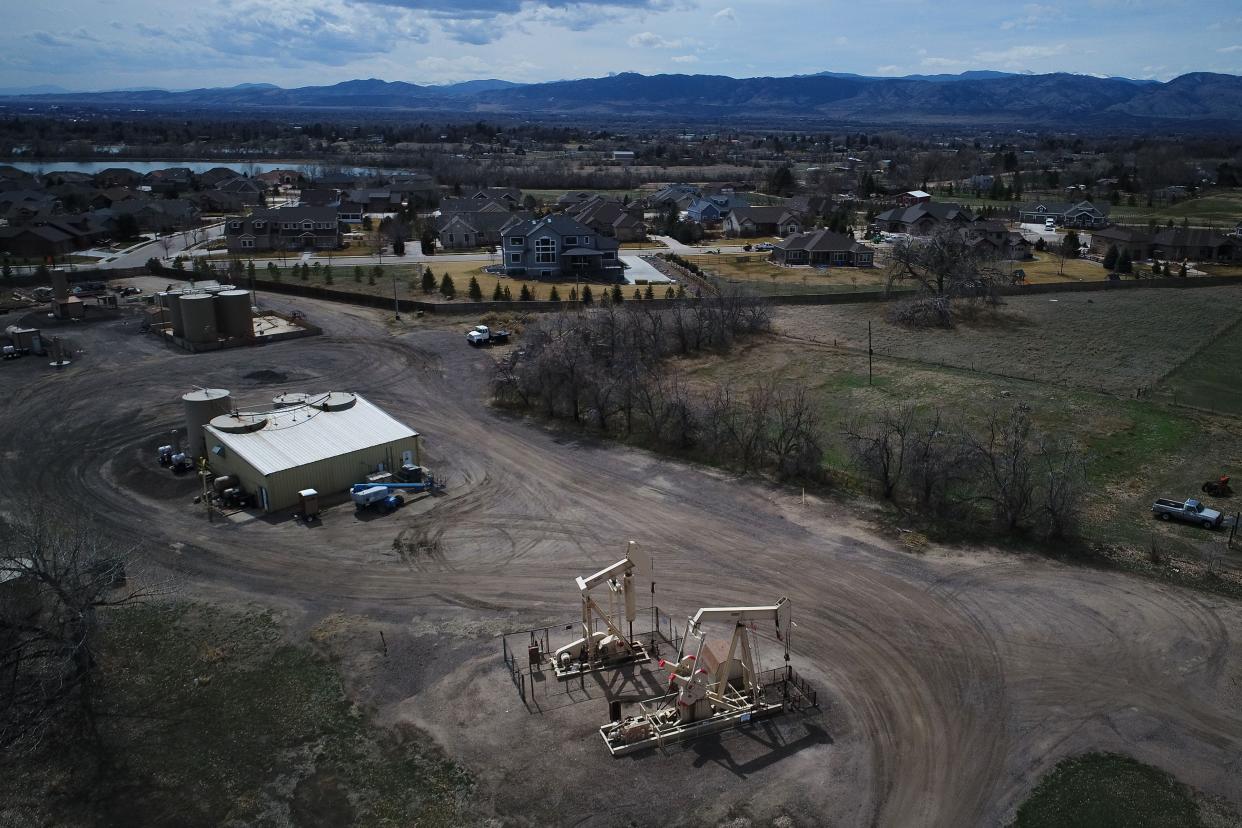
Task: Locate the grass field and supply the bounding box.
[946,187,1242,228]
[1014,753,1207,827]
[687,254,890,294]
[1156,315,1242,414]
[0,604,471,826]
[254,260,590,303]
[674,288,1242,557]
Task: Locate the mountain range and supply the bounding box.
[3,71,1240,127]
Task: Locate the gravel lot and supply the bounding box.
[2,291,1241,826]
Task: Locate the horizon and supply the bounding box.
[3,0,1241,91]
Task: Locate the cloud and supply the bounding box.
[199,1,426,61]
[712,7,735,22]
[627,31,689,49]
[921,57,967,69]
[670,54,698,64]
[1000,3,1063,30]
[1218,45,1242,54]
[974,42,1068,68]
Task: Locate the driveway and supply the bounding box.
[620,255,673,284]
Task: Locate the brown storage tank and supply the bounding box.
[182,388,232,459]
[214,290,253,340]
[179,293,218,343]
[164,292,186,338]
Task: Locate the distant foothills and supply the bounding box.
[4,70,1242,127]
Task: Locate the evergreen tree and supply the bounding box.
[611,284,624,303]
[633,288,642,301]
[324,265,334,285]
[245,260,255,279]
[440,273,456,299]
[1102,244,1119,271]
[644,284,655,300]
[1179,262,1188,278]
[393,238,405,256]
[1117,249,1133,274]
[267,261,280,281]
[421,267,436,294]
[677,284,686,298]
[354,266,363,283]
[665,285,675,299]
[502,285,512,301]
[519,284,532,301]
[368,266,377,286]
[1151,261,1162,276]
[549,285,560,301]
[581,284,593,304]
[301,263,310,280]
[492,282,503,301]
[568,287,577,301]
[468,276,483,301]
[1061,230,1081,259]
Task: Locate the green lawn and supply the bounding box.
[1015,753,1205,828]
[1156,316,1242,415]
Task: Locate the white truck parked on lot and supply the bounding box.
[1151,498,1223,529]
[466,325,510,346]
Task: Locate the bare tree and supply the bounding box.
[1034,437,1087,541]
[846,406,916,500]
[0,508,156,755]
[886,227,1003,327]
[971,406,1037,532]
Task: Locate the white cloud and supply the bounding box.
[670,54,698,63]
[921,57,967,69]
[974,42,1069,69]
[1001,3,1063,30]
[712,7,735,22]
[628,31,686,49]
[1218,45,1242,54]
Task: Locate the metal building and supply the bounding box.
[200,391,421,513]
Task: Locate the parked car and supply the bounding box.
[1151,497,1223,529]
[754,242,774,251]
[466,325,510,346]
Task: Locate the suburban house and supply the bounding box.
[338,200,364,223]
[93,167,144,189]
[216,176,265,205]
[500,214,621,280]
[1088,226,1153,261]
[1017,200,1110,228]
[874,202,976,236]
[685,192,748,225]
[346,189,404,213]
[785,194,834,220]
[769,230,874,267]
[259,169,306,188]
[100,198,200,233]
[465,187,522,205]
[645,184,699,212]
[1087,226,1240,263]
[142,167,193,195]
[556,191,597,209]
[564,196,646,242]
[437,210,531,250]
[189,190,247,214]
[724,206,803,237]
[198,167,243,188]
[224,206,341,254]
[965,220,1033,260]
[896,190,932,206]
[0,225,78,259]
[1151,227,1239,262]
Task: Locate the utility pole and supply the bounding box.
[867,321,873,386]
[392,272,400,321]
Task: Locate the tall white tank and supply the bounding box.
[179,293,218,343]
[182,388,232,460]
[214,290,253,339]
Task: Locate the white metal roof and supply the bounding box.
[203,393,418,476]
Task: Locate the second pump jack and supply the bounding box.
[553,541,655,680]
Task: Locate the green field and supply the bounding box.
[1156,316,1242,414]
[1015,753,1209,828]
[944,187,1242,228]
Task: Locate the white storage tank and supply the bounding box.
[272,392,311,409]
[182,388,232,460]
[179,293,218,343]
[215,290,253,340]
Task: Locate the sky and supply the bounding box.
[2,0,1241,91]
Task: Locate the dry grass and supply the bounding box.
[772,286,1242,395]
[687,254,887,293]
[261,260,585,303]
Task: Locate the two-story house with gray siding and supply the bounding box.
[500,215,622,280]
[225,206,341,254]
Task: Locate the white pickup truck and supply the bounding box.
[466,325,510,346]
[1151,498,1223,529]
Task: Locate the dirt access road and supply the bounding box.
[1,294,1240,827]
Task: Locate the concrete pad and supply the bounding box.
[620,255,673,284]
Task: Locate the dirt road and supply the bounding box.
[1,295,1240,826]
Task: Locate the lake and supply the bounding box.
[2,159,419,176]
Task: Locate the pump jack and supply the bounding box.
[600,598,792,756]
[552,541,655,680]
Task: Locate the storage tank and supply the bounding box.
[272,392,310,409]
[163,292,186,338]
[315,391,357,412]
[179,293,218,343]
[208,412,268,433]
[51,270,70,303]
[182,388,232,460]
[215,290,253,339]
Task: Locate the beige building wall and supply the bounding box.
[204,431,422,513]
